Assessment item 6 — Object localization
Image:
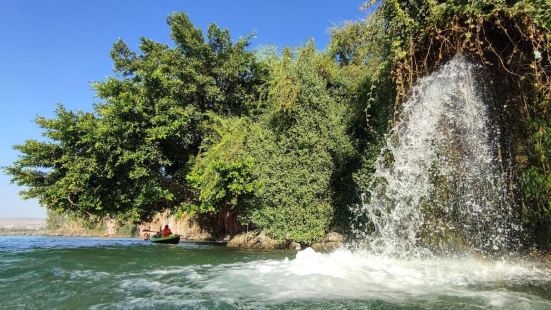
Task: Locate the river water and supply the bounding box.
[1,236,549,309]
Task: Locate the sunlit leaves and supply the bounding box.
[5,12,265,223]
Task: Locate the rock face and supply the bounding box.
[310,232,344,252]
[227,231,289,249]
[227,231,345,250]
[138,211,214,241]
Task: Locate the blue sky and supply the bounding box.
[0,0,368,218]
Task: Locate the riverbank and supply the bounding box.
[0,229,344,251]
[0,216,345,250]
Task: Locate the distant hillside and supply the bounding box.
[0,218,46,229]
[0,218,46,235]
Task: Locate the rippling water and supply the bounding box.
[0,236,549,309]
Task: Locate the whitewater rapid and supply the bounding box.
[102,247,551,309]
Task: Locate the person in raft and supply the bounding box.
[162,224,172,237]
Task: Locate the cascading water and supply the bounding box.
[353,56,520,257]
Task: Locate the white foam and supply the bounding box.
[203,248,550,302]
[115,248,549,308]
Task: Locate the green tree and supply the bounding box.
[186,114,260,234]
[5,13,266,223]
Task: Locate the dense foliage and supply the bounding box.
[5,2,550,247]
[239,44,357,243]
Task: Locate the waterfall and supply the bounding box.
[353,56,520,257]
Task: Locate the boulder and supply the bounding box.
[227,231,288,249]
[310,232,344,252]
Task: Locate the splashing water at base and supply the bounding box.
[193,248,550,308]
[353,56,520,257]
